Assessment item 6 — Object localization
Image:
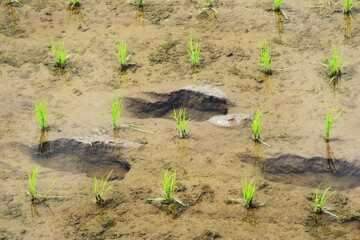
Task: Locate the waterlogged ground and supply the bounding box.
[1,0,360,239]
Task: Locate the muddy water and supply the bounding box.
[1,0,360,239]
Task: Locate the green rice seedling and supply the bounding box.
[273,0,288,18]
[242,176,256,208]
[50,38,70,68]
[258,42,272,74]
[273,0,284,10]
[69,0,80,7]
[344,0,355,13]
[251,106,264,141]
[188,36,200,66]
[26,166,64,202]
[7,0,20,4]
[35,100,49,130]
[251,105,271,147]
[314,185,337,217]
[325,107,344,140]
[111,98,123,129]
[137,0,143,7]
[94,170,113,205]
[172,109,190,138]
[320,48,346,82]
[150,171,185,206]
[115,41,127,69]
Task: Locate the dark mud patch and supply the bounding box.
[262,154,360,190]
[28,138,133,180]
[124,85,229,121]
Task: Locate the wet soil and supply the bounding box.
[1,0,360,239]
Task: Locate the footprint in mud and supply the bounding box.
[123,85,229,121]
[25,138,141,179]
[262,154,360,190]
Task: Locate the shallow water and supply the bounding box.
[1,0,360,239]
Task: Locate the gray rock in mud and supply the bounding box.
[207,114,251,127]
[32,137,142,180]
[123,85,229,121]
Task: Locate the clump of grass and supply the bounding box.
[7,0,20,4]
[314,185,337,217]
[115,41,127,70]
[111,98,123,129]
[35,100,49,130]
[150,171,184,206]
[258,42,272,74]
[251,105,271,147]
[242,176,256,208]
[94,170,113,205]
[26,166,64,202]
[69,0,80,7]
[325,107,344,140]
[273,0,284,10]
[251,106,264,141]
[344,0,355,13]
[188,36,200,66]
[50,38,70,68]
[172,109,190,138]
[320,48,346,82]
[137,0,143,7]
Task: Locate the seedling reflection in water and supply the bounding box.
[172,109,190,138]
[35,100,49,130]
[111,98,123,129]
[325,107,344,140]
[26,166,65,202]
[258,42,272,74]
[320,48,346,83]
[242,176,257,208]
[314,185,337,217]
[94,170,113,205]
[188,36,200,66]
[149,171,185,206]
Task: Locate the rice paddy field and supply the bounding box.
[1,0,360,239]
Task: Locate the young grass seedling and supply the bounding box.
[314,185,337,217]
[320,48,346,83]
[35,100,49,130]
[111,98,123,129]
[137,0,143,7]
[69,0,80,7]
[150,171,184,206]
[201,0,218,12]
[115,41,127,70]
[242,176,256,208]
[325,107,344,140]
[188,36,200,66]
[251,105,271,147]
[172,109,190,138]
[344,0,355,13]
[7,0,20,4]
[94,170,113,205]
[273,0,287,18]
[26,166,64,202]
[50,38,70,68]
[258,42,272,74]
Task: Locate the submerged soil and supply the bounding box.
[1,0,360,239]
